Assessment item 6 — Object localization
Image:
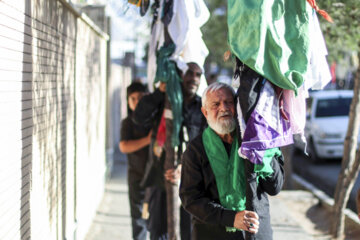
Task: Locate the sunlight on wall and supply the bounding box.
[0,0,26,239]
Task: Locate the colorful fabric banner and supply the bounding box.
[238,81,293,164]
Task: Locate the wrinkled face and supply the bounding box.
[128,91,145,111]
[201,87,236,134]
[182,63,202,97]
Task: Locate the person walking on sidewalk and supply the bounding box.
[179,82,285,240]
[119,82,152,240]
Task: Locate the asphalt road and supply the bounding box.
[291,149,360,213]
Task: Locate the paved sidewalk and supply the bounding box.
[85,162,132,240]
[85,162,327,240]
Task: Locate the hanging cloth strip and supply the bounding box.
[161,0,174,26]
[238,81,293,164]
[154,43,183,147]
[167,0,209,74]
[147,0,164,91]
[283,87,306,135]
[156,112,167,147]
[235,59,265,124]
[306,0,333,23]
[127,0,150,15]
[128,0,141,6]
[202,127,277,232]
[227,0,313,93]
[304,10,332,91]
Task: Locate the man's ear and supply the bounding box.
[201,107,207,118]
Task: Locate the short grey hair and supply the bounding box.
[202,82,236,107]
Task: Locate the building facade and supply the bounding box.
[0,0,121,239]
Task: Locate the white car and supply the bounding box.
[299,90,360,161]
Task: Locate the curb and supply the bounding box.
[292,173,360,226]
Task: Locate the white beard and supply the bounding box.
[208,113,236,135]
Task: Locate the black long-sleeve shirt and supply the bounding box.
[120,115,150,180]
[133,88,165,130]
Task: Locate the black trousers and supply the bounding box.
[180,206,191,240]
[147,186,168,240]
[147,186,192,240]
[128,173,147,240]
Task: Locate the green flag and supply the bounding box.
[228,0,313,93]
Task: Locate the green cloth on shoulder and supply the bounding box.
[202,127,279,231]
[203,127,247,213]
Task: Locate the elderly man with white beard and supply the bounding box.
[179,82,285,240]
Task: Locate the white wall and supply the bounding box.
[0,0,108,239]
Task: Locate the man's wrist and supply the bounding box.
[220,209,237,227]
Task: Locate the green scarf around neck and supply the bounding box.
[202,127,280,231]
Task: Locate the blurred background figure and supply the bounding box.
[119,82,151,240]
[206,73,218,85]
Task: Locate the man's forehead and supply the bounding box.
[207,89,234,101]
[187,63,202,74]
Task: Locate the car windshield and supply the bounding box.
[315,97,352,118]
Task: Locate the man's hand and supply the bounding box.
[164,164,181,184]
[159,82,166,92]
[233,210,259,234]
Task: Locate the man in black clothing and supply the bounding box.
[133,62,207,240]
[179,82,284,240]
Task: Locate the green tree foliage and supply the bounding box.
[319,0,360,63]
[201,0,233,74]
